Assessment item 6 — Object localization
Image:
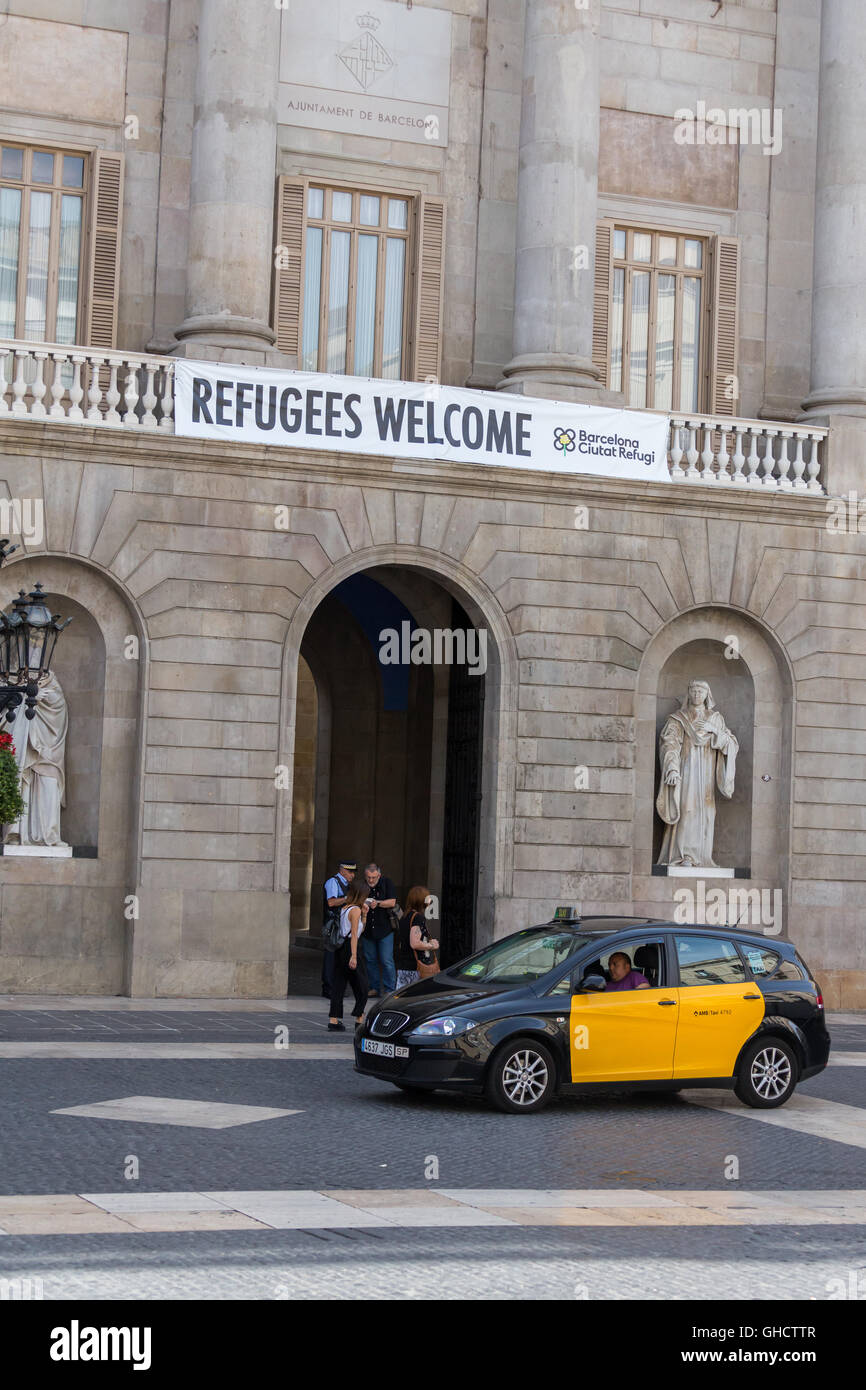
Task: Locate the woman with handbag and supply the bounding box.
[395,884,440,989]
[328,877,370,1031]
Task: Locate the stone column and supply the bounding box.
[803,0,866,420]
[498,0,601,401]
[172,0,282,363]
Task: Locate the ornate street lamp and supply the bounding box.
[0,540,71,721]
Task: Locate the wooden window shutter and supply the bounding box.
[592,220,614,388]
[84,149,124,349]
[412,195,445,382]
[708,234,740,416]
[273,176,306,363]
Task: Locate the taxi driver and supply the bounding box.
[605,951,650,992]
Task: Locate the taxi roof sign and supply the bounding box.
[553,905,580,922]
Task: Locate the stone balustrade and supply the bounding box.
[0,340,175,431]
[669,414,827,492]
[0,341,829,493]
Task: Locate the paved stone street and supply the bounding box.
[0,1000,863,1300]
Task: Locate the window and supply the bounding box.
[593,223,740,416]
[0,144,86,344]
[610,226,705,412]
[743,947,806,982]
[300,184,410,378]
[579,939,665,989]
[447,929,588,986]
[675,936,746,987]
[273,177,445,383]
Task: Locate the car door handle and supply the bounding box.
[743,993,762,1000]
[657,999,676,1006]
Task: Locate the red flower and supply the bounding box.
[0,731,15,754]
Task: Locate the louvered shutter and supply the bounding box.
[273,176,306,363]
[592,220,614,388]
[84,150,124,348]
[709,234,740,416]
[412,195,445,382]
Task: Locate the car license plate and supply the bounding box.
[362,1039,409,1058]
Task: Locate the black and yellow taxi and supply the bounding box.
[354,911,830,1113]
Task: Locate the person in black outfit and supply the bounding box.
[328,877,370,1031]
[362,862,398,998]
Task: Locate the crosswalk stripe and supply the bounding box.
[685,1092,866,1149]
[0,1042,355,1059]
[0,1188,863,1235]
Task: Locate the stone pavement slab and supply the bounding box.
[50,1095,302,1128]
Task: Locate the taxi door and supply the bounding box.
[672,934,765,1079]
[568,940,678,1083]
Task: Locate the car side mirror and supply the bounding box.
[576,973,607,993]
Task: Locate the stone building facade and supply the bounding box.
[0,0,864,1006]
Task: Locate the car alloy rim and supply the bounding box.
[751,1046,792,1099]
[501,1048,549,1105]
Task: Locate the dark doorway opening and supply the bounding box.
[287,570,486,994]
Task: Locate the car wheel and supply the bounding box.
[734,1037,798,1108]
[485,1038,556,1114]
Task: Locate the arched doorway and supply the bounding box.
[283,559,505,993]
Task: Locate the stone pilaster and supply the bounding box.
[172,0,283,364]
[498,0,601,402]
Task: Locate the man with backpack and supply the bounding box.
[321,859,356,998]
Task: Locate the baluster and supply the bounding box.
[777,430,794,490]
[739,428,759,486]
[700,424,716,481]
[122,362,139,423]
[68,355,85,421]
[716,427,730,484]
[141,364,158,428]
[48,352,68,417]
[685,422,699,481]
[159,363,175,431]
[0,348,10,415]
[791,431,807,490]
[30,351,48,418]
[104,359,121,425]
[731,425,746,484]
[11,349,29,415]
[86,355,104,421]
[759,428,777,488]
[806,432,823,493]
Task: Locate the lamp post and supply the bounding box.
[0,540,71,721]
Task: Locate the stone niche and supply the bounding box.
[633,608,793,925]
[0,558,142,994]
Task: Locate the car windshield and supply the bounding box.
[446,930,588,985]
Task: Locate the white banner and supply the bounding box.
[174,361,671,484]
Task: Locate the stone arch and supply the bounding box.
[0,553,147,993]
[633,604,794,925]
[274,545,519,947]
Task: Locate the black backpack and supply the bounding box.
[321,879,344,953]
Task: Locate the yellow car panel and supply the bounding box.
[672,983,765,1079]
[569,988,678,1083]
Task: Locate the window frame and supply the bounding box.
[0,139,89,345]
[300,178,414,380]
[610,223,710,413]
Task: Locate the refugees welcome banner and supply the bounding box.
[174,361,671,484]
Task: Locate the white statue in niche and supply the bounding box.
[3,650,69,849]
[655,678,738,869]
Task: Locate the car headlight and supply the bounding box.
[408,1016,478,1039]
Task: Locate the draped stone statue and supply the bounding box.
[3,667,69,849]
[655,678,738,869]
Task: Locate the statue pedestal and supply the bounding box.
[660,865,736,878]
[2,845,72,858]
